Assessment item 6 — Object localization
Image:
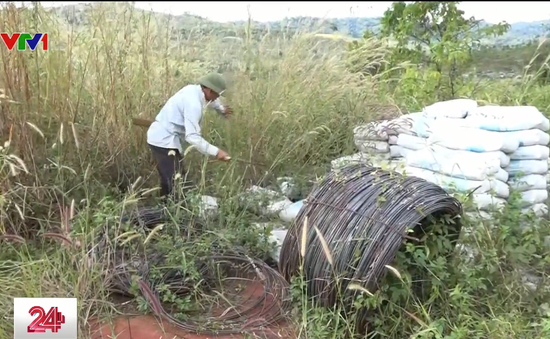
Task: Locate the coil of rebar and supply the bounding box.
[101,207,293,336]
[278,163,463,307]
[137,255,292,335]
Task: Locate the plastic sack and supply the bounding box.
[199,195,219,218]
[519,189,548,208]
[418,144,510,168]
[353,121,391,141]
[388,135,398,145]
[427,126,520,153]
[422,98,477,119]
[266,199,294,215]
[267,228,288,263]
[471,193,506,211]
[500,129,550,147]
[396,134,428,151]
[389,145,403,158]
[405,147,502,181]
[508,174,547,192]
[356,140,390,154]
[241,186,293,216]
[465,105,550,132]
[389,112,433,136]
[506,159,549,177]
[403,166,509,198]
[495,168,509,183]
[522,203,549,217]
[279,200,305,223]
[413,117,472,138]
[399,147,412,158]
[509,145,550,161]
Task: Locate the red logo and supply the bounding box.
[27,306,65,333]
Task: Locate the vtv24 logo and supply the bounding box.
[1,33,48,51]
[14,298,77,339]
[27,306,65,333]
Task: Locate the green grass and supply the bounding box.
[1,2,550,339]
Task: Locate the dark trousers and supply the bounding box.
[148,144,186,198]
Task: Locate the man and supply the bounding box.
[146,72,232,198]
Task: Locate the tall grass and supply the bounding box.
[1,2,550,338]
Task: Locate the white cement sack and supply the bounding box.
[427,126,520,153]
[509,145,550,161]
[399,147,412,158]
[356,140,390,154]
[266,199,294,215]
[396,134,428,151]
[508,174,547,192]
[422,98,477,119]
[268,229,288,263]
[418,144,510,168]
[389,145,403,158]
[199,195,219,218]
[522,203,549,217]
[388,135,398,145]
[501,129,550,147]
[279,200,305,223]
[471,193,507,211]
[495,168,509,183]
[405,147,502,181]
[506,159,549,177]
[399,135,510,167]
[519,189,548,208]
[253,223,288,264]
[353,121,391,141]
[241,186,293,216]
[403,166,509,198]
[389,112,433,137]
[465,105,550,132]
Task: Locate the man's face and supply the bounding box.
[204,88,220,102]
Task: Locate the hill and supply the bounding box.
[42,2,549,46]
[254,17,550,45]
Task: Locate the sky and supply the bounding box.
[14,1,550,24]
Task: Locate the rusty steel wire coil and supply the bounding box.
[101,206,293,336]
[278,163,463,307]
[137,254,292,335]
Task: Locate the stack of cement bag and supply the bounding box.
[400,101,515,211]
[344,99,478,168]
[396,101,550,214]
[340,99,550,214]
[465,105,550,216]
[352,120,405,160]
[352,99,478,160]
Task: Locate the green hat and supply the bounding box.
[198,73,226,95]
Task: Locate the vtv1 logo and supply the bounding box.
[1,33,48,51]
[14,298,77,339]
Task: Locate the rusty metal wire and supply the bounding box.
[101,207,293,336]
[278,163,463,308]
[137,255,292,335]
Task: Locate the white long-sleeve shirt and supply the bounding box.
[146,84,225,157]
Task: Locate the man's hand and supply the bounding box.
[216,149,231,162]
[222,105,232,118]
